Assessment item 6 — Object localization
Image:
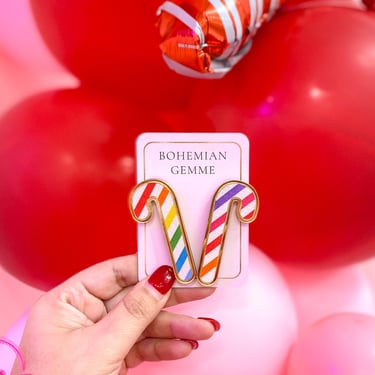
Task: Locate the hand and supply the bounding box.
[12,255,219,375]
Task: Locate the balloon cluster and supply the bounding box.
[0,1,375,374]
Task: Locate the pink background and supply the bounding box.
[1,0,375,339]
[0,0,77,336]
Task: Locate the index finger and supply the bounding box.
[60,254,215,306]
[104,281,215,312]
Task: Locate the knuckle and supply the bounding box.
[122,293,154,320]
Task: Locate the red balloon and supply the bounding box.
[0,88,171,289]
[29,0,197,104]
[185,8,375,265]
[281,0,365,11]
[363,0,375,10]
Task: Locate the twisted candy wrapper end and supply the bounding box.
[157,0,283,79]
[162,41,251,79]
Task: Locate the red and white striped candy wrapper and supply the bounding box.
[157,0,284,78]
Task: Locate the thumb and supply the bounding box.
[91,265,175,359]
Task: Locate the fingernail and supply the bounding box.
[183,339,199,350]
[198,317,221,331]
[148,265,175,295]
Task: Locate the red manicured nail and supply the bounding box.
[198,317,221,331]
[183,339,199,350]
[148,265,175,295]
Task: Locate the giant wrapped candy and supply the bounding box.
[157,0,284,78]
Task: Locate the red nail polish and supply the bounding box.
[183,339,199,350]
[198,317,221,331]
[148,265,175,295]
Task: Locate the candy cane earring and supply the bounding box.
[129,180,196,284]
[198,181,259,286]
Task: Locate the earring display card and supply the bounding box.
[131,132,257,287]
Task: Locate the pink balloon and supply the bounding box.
[287,313,375,375]
[279,264,375,330]
[0,3,76,115]
[0,263,42,336]
[0,49,45,114]
[0,46,76,116]
[0,0,66,72]
[131,246,298,375]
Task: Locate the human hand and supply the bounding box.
[11,254,219,375]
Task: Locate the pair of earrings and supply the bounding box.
[129,179,259,286]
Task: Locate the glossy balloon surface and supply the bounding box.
[279,263,375,330]
[186,8,375,265]
[30,0,197,104]
[287,313,375,375]
[0,88,170,289]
